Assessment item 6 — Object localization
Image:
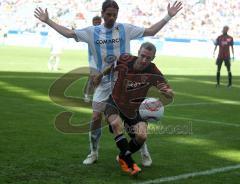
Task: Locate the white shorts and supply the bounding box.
[92,81,112,112]
[51,45,62,55]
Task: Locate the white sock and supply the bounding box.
[140,142,149,155]
[54,56,60,71]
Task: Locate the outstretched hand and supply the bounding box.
[34,7,49,23]
[167,1,183,17]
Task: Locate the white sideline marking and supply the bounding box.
[137,164,240,184]
[168,102,218,107]
[165,116,240,128]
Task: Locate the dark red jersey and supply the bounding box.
[111,54,171,118]
[215,34,233,59]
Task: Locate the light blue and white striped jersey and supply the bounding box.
[74,23,145,73]
[88,47,96,70]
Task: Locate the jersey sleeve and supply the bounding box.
[124,23,145,40]
[150,64,172,92]
[74,27,91,43]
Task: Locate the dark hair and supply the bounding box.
[140,42,156,55]
[102,0,119,12]
[223,25,229,30]
[92,16,101,21]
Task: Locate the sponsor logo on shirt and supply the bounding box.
[127,80,148,90]
[221,41,229,45]
[95,38,123,45]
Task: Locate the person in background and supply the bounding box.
[213,26,234,87]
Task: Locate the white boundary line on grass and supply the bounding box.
[137,164,240,184]
[168,102,218,107]
[165,116,240,128]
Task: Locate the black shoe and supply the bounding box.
[216,84,220,88]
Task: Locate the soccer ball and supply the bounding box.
[139,98,164,122]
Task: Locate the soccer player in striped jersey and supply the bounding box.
[83,16,102,103]
[98,42,174,175]
[213,26,234,87]
[34,0,182,166]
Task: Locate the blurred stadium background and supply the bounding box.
[0,1,240,184]
[1,0,240,58]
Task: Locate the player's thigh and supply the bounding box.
[93,84,111,101]
[216,58,223,71]
[216,58,223,65]
[104,96,119,119]
[133,122,148,139]
[92,101,106,113]
[124,116,148,141]
[108,114,124,136]
[92,84,111,112]
[224,59,231,71]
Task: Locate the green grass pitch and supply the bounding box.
[0,46,240,184]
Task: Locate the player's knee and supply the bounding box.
[135,133,147,144]
[109,116,122,135]
[92,111,102,122]
[91,112,102,131]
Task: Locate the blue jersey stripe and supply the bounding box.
[118,23,126,54]
[94,27,102,71]
[106,30,114,81]
[88,47,92,63]
[106,29,114,56]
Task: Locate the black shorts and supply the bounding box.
[216,58,231,67]
[104,95,144,127]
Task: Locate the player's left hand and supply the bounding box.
[103,64,114,75]
[232,56,235,61]
[167,1,183,17]
[157,82,174,99]
[164,90,174,99]
[34,7,49,23]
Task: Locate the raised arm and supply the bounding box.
[143,1,182,36]
[34,7,77,39]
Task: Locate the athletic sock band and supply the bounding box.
[163,14,172,22]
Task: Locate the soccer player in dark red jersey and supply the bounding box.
[213,26,234,87]
[35,0,182,166]
[94,42,173,175]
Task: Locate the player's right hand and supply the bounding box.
[92,74,103,87]
[167,1,183,17]
[34,7,49,23]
